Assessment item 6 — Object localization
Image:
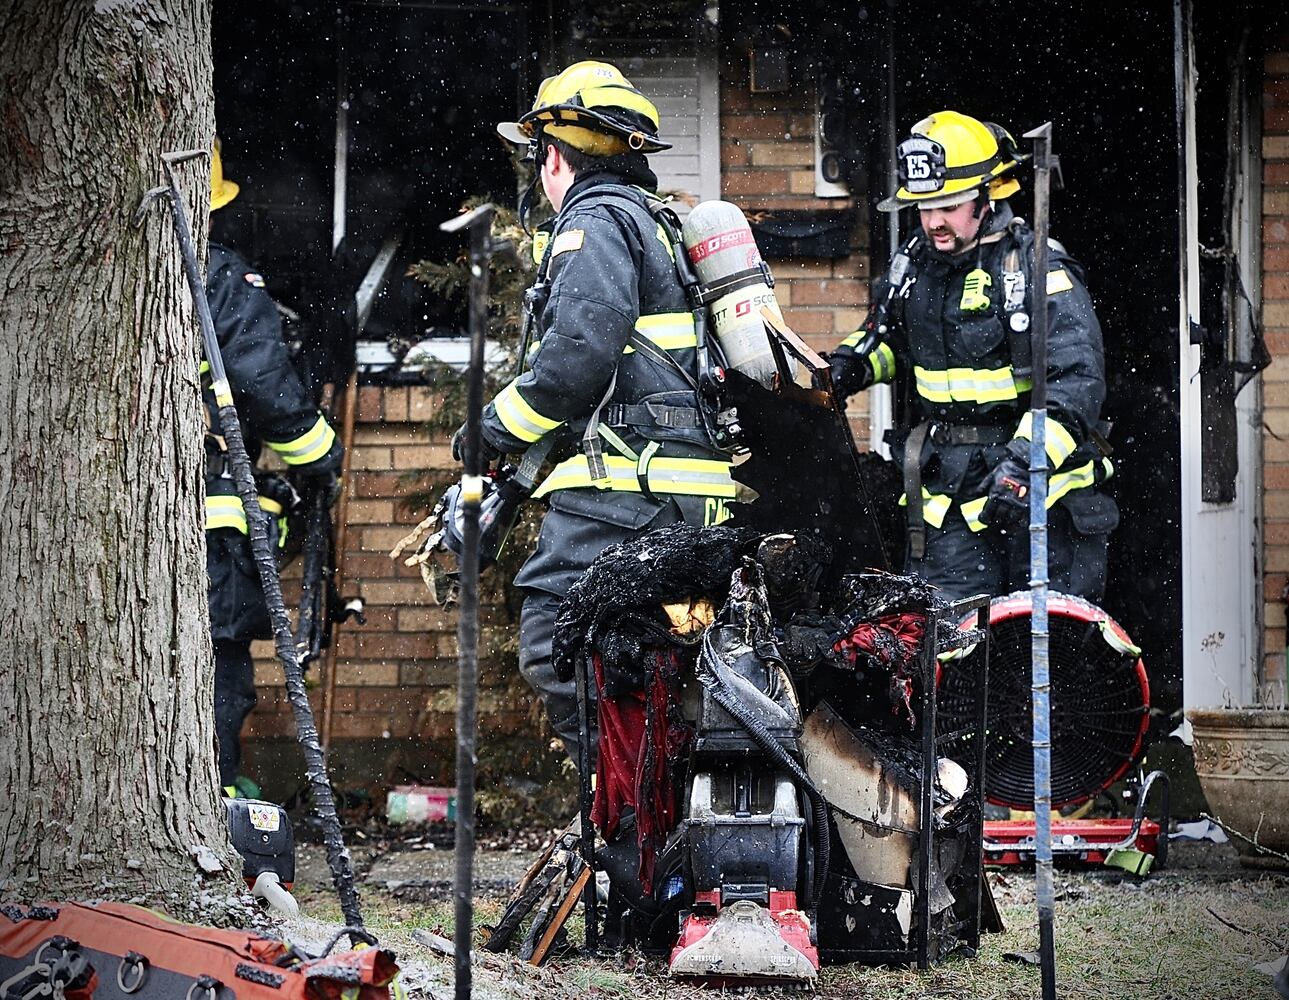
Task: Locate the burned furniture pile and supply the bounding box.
[549,523,991,984]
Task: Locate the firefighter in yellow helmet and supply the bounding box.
[830,111,1116,602]
[204,140,342,796]
[464,61,738,768]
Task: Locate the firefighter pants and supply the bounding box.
[907,498,1110,603]
[516,497,685,765]
[214,638,258,786]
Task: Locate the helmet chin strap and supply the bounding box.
[517,136,549,234]
[971,187,992,220]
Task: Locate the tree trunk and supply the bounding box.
[0,1,241,910]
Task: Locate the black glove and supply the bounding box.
[980,442,1031,530]
[298,469,340,508]
[451,423,501,467]
[826,350,872,401]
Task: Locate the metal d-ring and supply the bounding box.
[184,975,221,1000]
[116,951,149,994]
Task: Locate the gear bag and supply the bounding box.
[0,901,402,1000]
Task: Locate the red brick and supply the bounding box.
[1268,78,1289,105]
[351,631,436,660]
[383,387,409,422]
[1263,246,1289,271]
[721,141,749,168]
[1265,464,1289,490]
[1267,274,1289,301]
[723,114,792,140]
[357,386,382,422]
[1268,162,1289,187]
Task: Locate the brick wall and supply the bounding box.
[245,386,534,750]
[719,47,872,442]
[1263,39,1289,686]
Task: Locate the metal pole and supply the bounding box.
[136,151,364,934]
[332,1,349,255]
[1023,121,1057,1000]
[441,203,496,1000]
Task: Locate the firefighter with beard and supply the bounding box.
[457,62,740,761]
[205,142,342,794]
[829,111,1117,601]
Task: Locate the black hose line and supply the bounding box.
[151,153,363,934]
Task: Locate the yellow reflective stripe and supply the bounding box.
[199,360,210,375]
[655,222,675,261]
[625,312,697,353]
[896,488,951,529]
[1013,411,1079,469]
[1048,460,1096,505]
[961,496,988,533]
[205,495,248,533]
[869,342,896,384]
[533,454,736,499]
[493,380,563,443]
[840,328,864,349]
[914,365,1024,404]
[1047,268,1074,294]
[579,85,659,123]
[205,495,287,542]
[1101,457,1114,481]
[956,460,1098,532]
[267,414,336,466]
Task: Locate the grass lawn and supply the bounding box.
[286,841,1287,1000]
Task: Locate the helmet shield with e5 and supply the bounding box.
[878,110,1025,212]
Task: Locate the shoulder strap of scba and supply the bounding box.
[543,185,736,467]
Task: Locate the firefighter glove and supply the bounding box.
[982,442,1031,530]
[299,469,340,508]
[451,423,501,468]
[827,351,871,401]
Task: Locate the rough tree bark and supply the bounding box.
[0,1,243,911]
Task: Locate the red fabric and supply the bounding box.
[0,902,399,999]
[833,612,926,726]
[591,649,689,893]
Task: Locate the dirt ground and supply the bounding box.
[283,834,1289,1000]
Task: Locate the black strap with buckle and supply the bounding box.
[604,402,702,430]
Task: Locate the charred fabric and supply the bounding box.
[550,522,991,980]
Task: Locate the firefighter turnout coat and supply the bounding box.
[830,203,1117,597]
[204,242,341,640]
[482,172,737,597]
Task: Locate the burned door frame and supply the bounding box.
[1175,0,1264,708]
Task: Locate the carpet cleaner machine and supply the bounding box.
[444,199,1000,986]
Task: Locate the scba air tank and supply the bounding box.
[681,200,793,388]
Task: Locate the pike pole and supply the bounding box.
[440,202,498,1000]
[133,151,364,934]
[1022,122,1057,1000]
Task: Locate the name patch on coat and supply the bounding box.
[1046,269,1073,294]
[551,229,585,257]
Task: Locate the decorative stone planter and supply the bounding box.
[1188,708,1289,870]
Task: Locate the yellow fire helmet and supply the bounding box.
[878,110,1025,212]
[497,60,671,158]
[210,139,240,211]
